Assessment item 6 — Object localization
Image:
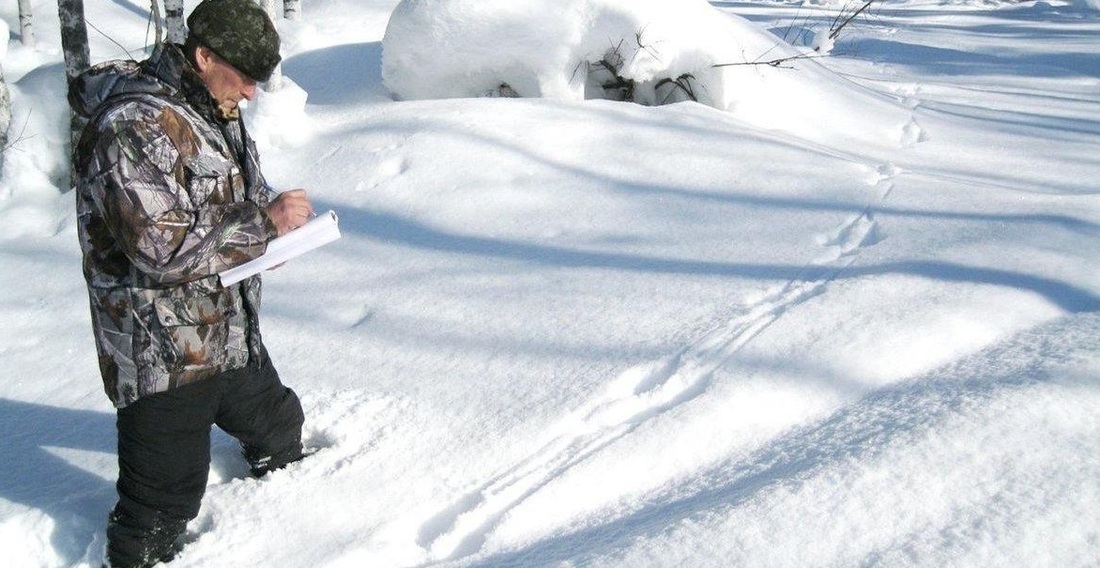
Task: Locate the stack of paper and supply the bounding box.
[219,210,341,286]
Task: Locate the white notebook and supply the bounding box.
[219,210,341,286]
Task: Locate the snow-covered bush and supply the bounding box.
[382,0,789,108]
[381,0,907,145]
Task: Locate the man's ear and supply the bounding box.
[193,46,214,73]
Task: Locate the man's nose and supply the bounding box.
[242,81,258,101]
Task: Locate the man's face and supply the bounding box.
[194,46,258,117]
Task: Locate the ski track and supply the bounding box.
[414,153,907,562]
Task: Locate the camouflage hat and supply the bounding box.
[187,0,281,82]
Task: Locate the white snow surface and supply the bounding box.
[2,0,1100,567]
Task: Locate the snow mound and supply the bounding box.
[381,0,909,145]
[244,77,314,152]
[0,63,72,238]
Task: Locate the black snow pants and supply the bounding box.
[106,356,305,568]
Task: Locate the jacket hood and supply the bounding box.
[68,43,190,119]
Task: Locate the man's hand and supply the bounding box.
[265,189,314,236]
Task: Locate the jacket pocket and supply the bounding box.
[151,290,234,374]
[186,156,240,208]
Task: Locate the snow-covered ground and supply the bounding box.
[1,0,1099,566]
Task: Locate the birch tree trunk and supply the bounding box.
[58,0,91,174]
[58,0,91,93]
[284,0,301,20]
[165,0,186,44]
[18,0,35,47]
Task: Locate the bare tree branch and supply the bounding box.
[830,0,877,40]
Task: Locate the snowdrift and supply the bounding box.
[381,0,910,145]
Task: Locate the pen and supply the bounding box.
[261,181,280,199]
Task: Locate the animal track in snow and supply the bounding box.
[415,155,901,562]
[813,161,897,264]
[815,213,882,265]
[899,118,926,148]
[893,83,927,148]
[415,289,804,561]
[355,155,409,192]
[415,212,889,562]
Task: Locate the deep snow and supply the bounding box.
[1,0,1099,567]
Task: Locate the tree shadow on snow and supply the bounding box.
[710,2,1099,79]
[0,398,116,565]
[282,42,386,105]
[849,37,1100,80]
[319,201,1100,314]
[460,312,1097,567]
[107,0,150,19]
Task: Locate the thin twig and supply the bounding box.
[634,27,662,62]
[712,51,824,69]
[86,19,135,60]
[656,74,699,104]
[3,113,37,153]
[830,0,876,40]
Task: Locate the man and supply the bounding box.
[69,1,314,566]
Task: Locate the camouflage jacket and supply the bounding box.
[70,43,279,408]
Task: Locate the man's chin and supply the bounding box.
[218,102,243,120]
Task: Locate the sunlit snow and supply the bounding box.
[1,0,1099,567]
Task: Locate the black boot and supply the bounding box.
[243,440,307,477]
[105,504,189,568]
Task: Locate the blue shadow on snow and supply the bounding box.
[0,398,116,565]
[458,312,1093,566]
[282,42,386,105]
[321,202,1100,314]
